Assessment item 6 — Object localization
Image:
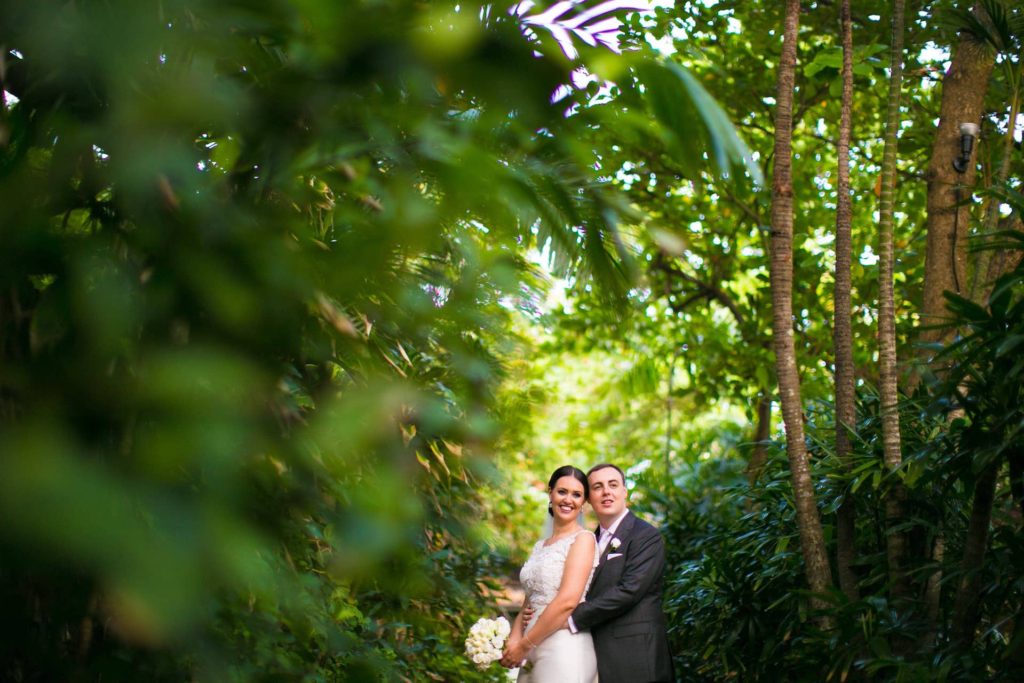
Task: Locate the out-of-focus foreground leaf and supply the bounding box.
[0,0,761,680]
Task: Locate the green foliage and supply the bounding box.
[632,60,763,186]
[647,401,899,681]
[938,0,1023,54]
[645,365,1024,681]
[647,454,817,681]
[1,0,765,676]
[0,0,697,679]
[508,2,1024,681]
[2,0,1020,680]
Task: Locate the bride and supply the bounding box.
[501,465,598,683]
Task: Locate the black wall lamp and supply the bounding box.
[952,121,980,174]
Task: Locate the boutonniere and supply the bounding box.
[610,538,621,551]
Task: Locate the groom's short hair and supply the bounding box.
[587,463,625,483]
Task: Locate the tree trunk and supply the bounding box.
[1010,447,1024,523]
[918,22,995,359]
[951,460,1000,646]
[920,525,945,650]
[878,0,910,605]
[0,287,31,422]
[745,396,772,486]
[920,11,1002,651]
[1010,627,1024,674]
[970,71,1020,302]
[769,0,835,627]
[833,0,859,603]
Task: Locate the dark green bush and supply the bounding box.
[0,1,621,680]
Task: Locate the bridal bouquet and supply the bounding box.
[465,616,511,669]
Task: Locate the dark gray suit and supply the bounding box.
[571,511,674,683]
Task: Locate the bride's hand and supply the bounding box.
[500,637,531,668]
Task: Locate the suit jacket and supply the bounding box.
[571,510,674,683]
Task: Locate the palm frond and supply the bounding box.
[635,60,766,186]
[936,0,1022,53]
[512,0,652,60]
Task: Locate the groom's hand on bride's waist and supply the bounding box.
[521,605,535,629]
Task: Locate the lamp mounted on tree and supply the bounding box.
[950,121,981,295]
[952,121,980,174]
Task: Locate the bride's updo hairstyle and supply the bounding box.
[547,465,589,517]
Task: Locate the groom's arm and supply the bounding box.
[570,525,665,631]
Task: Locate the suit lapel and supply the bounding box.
[593,510,636,581]
[608,510,636,558]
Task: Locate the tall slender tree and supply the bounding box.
[919,7,995,359]
[878,0,911,604]
[951,459,1001,645]
[769,0,835,625]
[921,1,1003,651]
[833,0,859,603]
[949,65,1022,647]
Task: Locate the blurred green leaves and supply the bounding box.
[0,0,765,679]
[635,59,764,187]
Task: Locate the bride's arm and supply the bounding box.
[500,534,596,664]
[500,599,529,668]
[508,602,527,648]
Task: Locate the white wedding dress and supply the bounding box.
[517,529,599,683]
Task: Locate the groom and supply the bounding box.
[568,463,674,682]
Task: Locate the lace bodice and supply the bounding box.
[520,529,598,623]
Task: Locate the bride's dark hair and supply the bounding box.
[547,465,589,516]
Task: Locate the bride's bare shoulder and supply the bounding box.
[567,529,596,549]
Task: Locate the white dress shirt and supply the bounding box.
[596,508,629,556]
